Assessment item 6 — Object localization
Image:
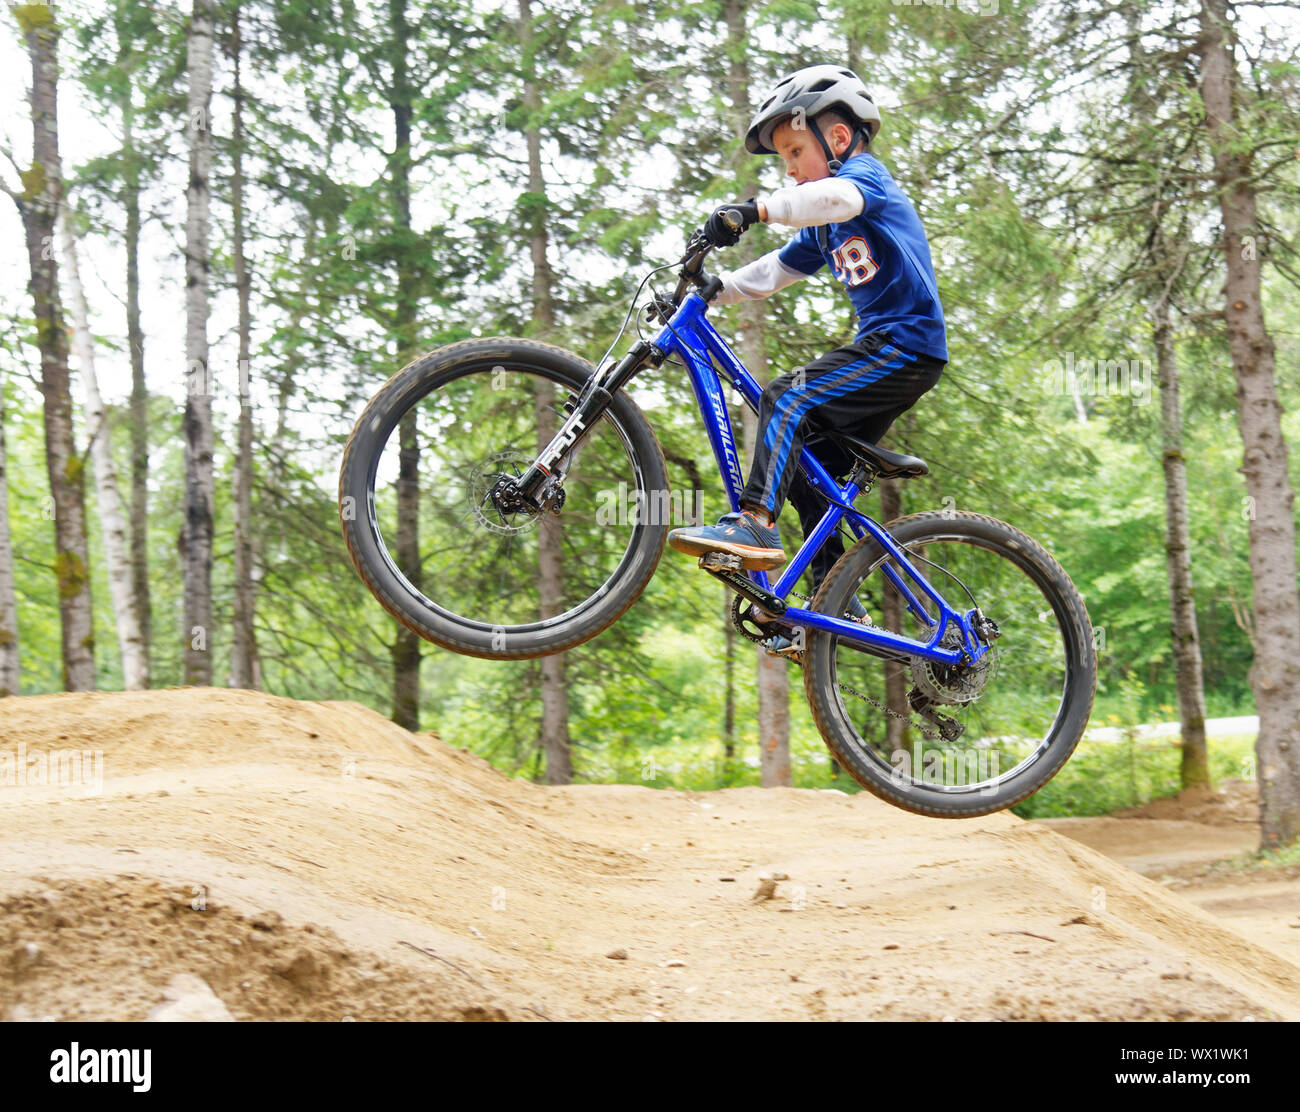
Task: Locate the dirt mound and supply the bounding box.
[1111,778,1259,826]
[0,687,440,775]
[2,688,1299,1021]
[0,877,512,1021]
[1033,778,1300,965]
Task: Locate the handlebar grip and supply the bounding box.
[721,208,743,231]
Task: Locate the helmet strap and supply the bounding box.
[810,120,842,173]
[812,121,868,175]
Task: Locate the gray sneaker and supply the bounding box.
[668,509,786,570]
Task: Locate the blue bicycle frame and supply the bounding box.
[650,292,989,669]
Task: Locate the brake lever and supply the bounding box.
[661,228,720,312]
[680,228,712,267]
[645,292,676,326]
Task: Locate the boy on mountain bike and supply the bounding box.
[667,64,948,594]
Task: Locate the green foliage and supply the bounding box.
[1014,672,1259,819]
[1208,838,1300,874]
[19,161,47,200]
[13,3,53,34]
[5,0,1299,824]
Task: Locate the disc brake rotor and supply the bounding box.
[468,450,539,536]
[909,627,996,706]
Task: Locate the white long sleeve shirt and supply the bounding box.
[764,178,865,228]
[711,179,866,305]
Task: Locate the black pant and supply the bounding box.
[739,331,944,587]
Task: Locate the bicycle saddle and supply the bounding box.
[817,430,930,480]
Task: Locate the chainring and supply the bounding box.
[731,594,782,643]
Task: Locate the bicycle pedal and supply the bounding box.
[699,552,744,571]
[764,638,803,661]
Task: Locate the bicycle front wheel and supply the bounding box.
[339,338,669,659]
[803,510,1096,817]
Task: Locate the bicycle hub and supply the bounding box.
[487,476,534,516]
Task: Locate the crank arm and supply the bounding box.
[700,554,789,617]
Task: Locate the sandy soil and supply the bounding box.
[1,688,1297,1022]
[1037,779,1300,967]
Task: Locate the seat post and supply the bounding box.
[846,458,876,493]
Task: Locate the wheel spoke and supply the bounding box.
[805,514,1094,815]
[360,359,656,633]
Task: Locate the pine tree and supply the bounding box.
[1197,0,1300,846]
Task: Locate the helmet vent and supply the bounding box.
[745,64,882,156]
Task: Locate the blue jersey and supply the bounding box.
[778,153,948,363]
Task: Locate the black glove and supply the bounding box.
[704,199,761,247]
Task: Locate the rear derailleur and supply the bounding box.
[906,688,965,743]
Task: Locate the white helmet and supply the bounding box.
[745,64,881,169]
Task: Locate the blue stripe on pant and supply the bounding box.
[743,343,916,515]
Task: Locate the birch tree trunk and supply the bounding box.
[229,5,259,689]
[725,0,791,787]
[58,210,146,689]
[519,0,573,784]
[1198,0,1300,847]
[8,1,95,691]
[0,382,18,697]
[119,20,151,687]
[182,0,216,685]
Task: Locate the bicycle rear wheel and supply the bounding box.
[803,510,1096,817]
[339,338,669,659]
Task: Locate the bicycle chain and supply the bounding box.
[730,592,942,742]
[833,677,942,742]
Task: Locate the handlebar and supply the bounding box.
[670,228,722,307]
[658,204,750,319]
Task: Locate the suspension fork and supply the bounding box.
[508,339,656,510]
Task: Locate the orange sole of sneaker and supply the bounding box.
[667,534,787,571]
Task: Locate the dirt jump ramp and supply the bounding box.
[1,688,1297,1021]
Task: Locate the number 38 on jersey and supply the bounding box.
[831,236,878,286]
